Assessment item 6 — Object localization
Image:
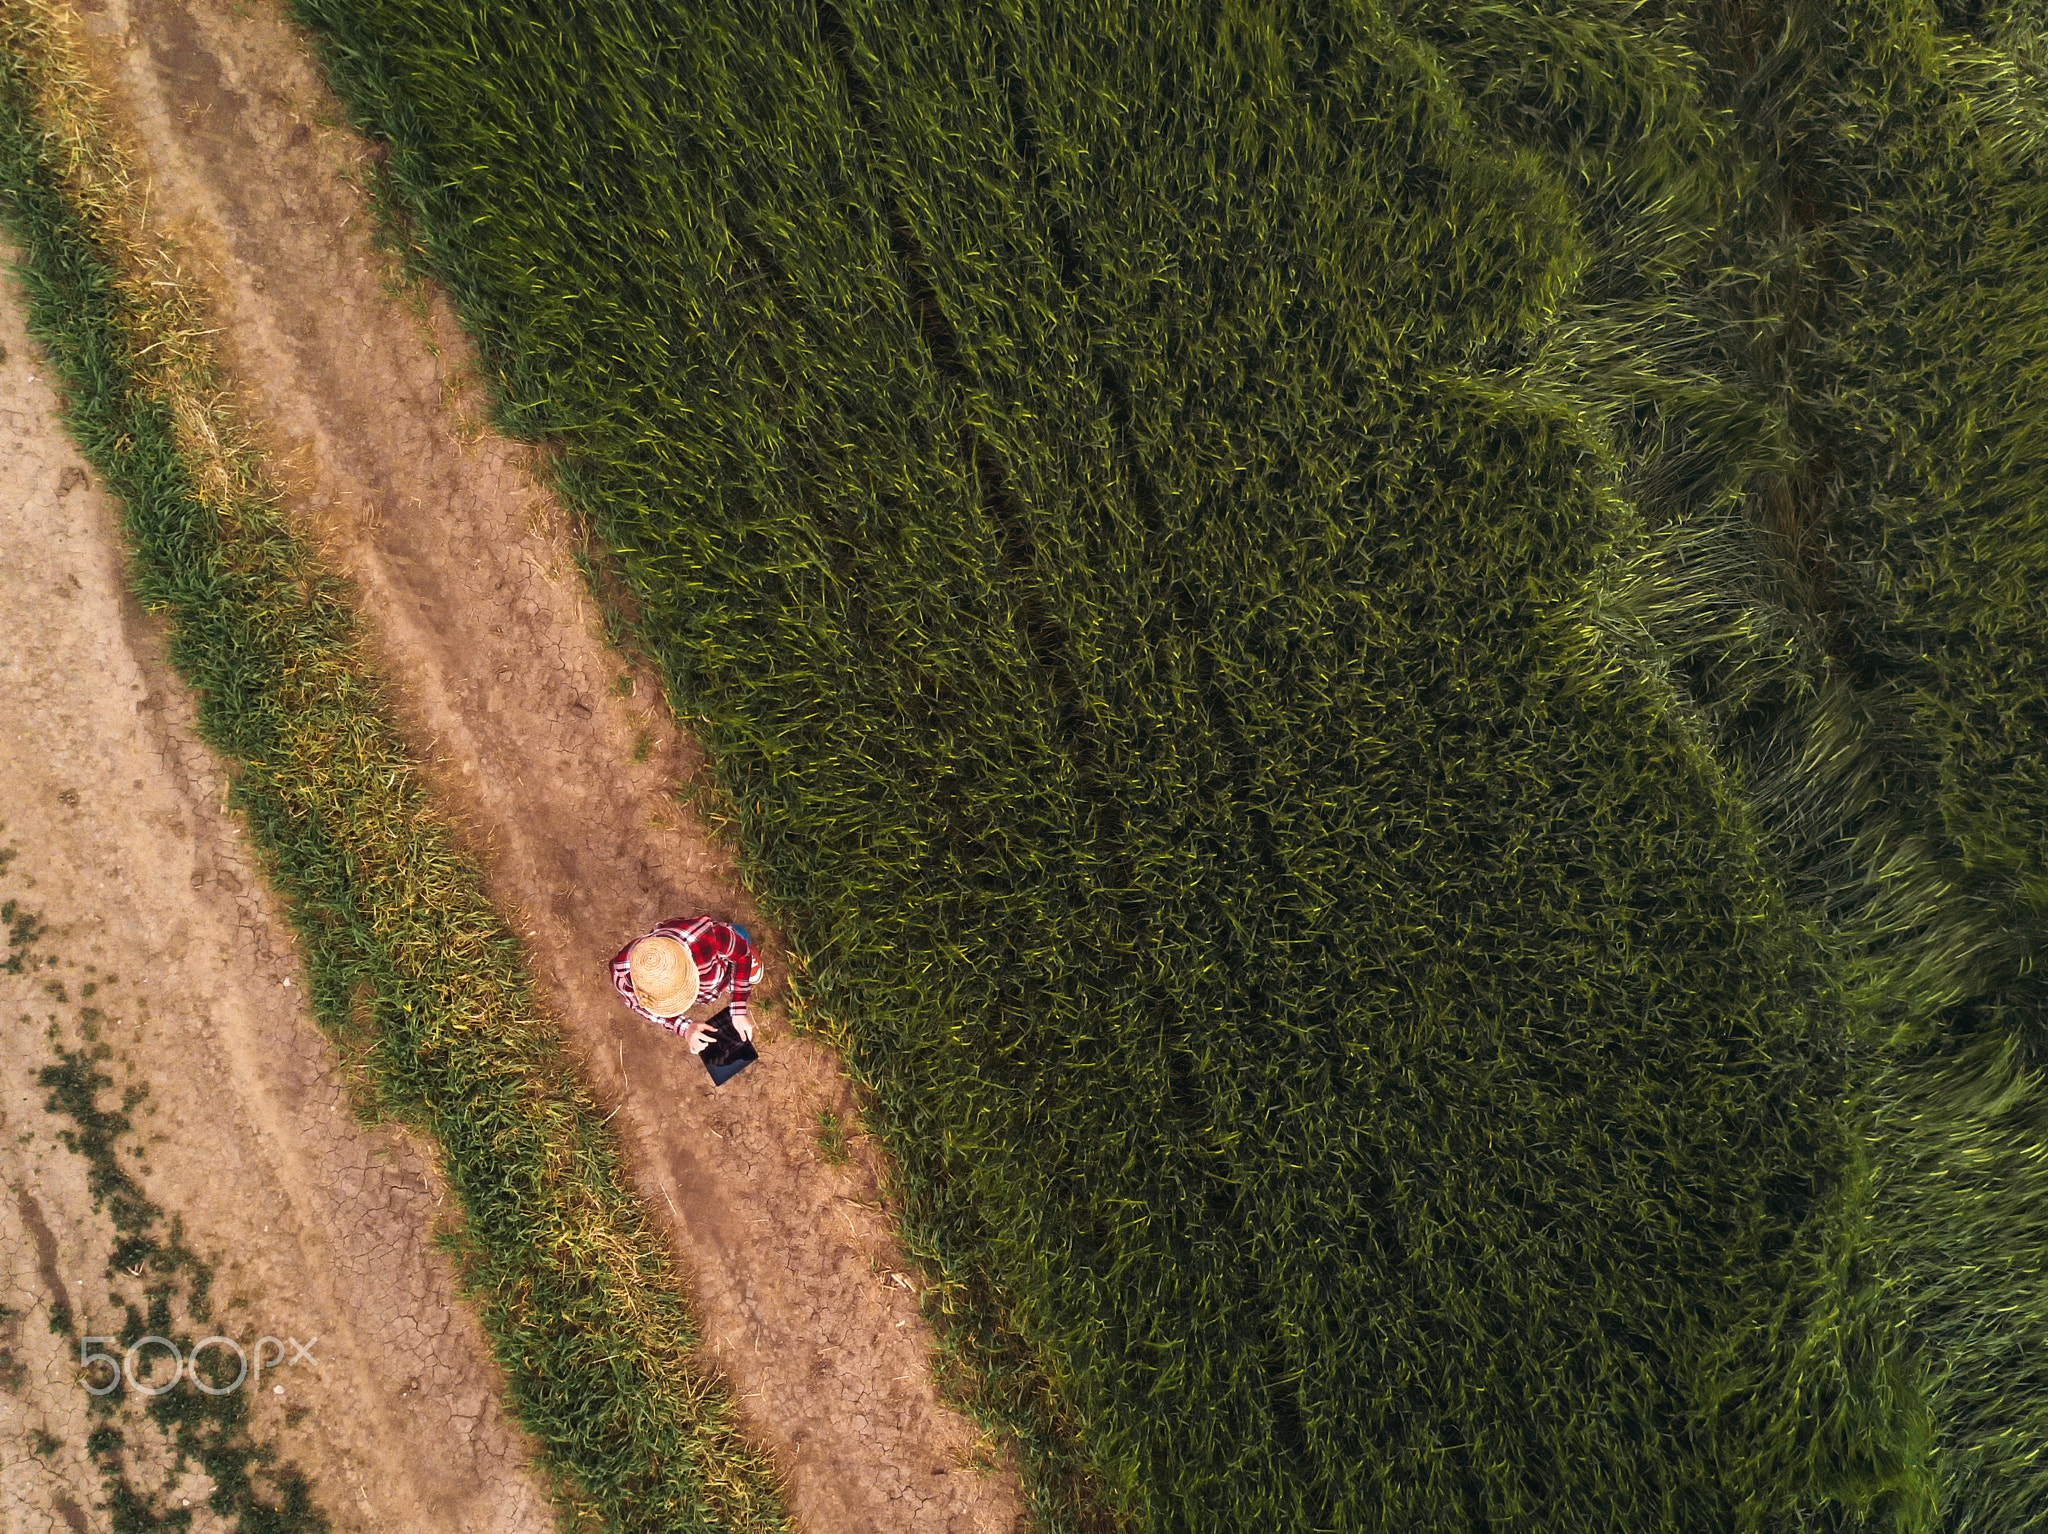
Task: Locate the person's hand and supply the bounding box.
[733,1013,754,1043]
[686,1020,717,1055]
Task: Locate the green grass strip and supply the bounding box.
[0,7,789,1531]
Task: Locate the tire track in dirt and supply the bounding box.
[0,249,554,1533]
[57,1,1032,1530]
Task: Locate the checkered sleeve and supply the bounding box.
[725,924,760,1037]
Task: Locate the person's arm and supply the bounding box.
[726,926,757,1041]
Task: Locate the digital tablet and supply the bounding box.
[695,1006,758,1087]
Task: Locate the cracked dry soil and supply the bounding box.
[4,1,1033,1532]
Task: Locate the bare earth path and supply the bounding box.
[47,1,1034,1531]
[0,239,557,1532]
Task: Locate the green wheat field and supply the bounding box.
[10,0,2048,1530]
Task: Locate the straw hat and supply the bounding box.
[627,935,699,1017]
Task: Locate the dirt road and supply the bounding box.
[5,1,1030,1530]
[0,236,556,1532]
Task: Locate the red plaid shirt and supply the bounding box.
[610,916,762,1040]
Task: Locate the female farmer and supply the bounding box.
[609,915,761,1055]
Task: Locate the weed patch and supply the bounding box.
[38,1019,328,1534]
[0,870,327,1532]
[812,1109,850,1166]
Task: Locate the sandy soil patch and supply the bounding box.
[22,0,1035,1530]
[0,241,555,1532]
